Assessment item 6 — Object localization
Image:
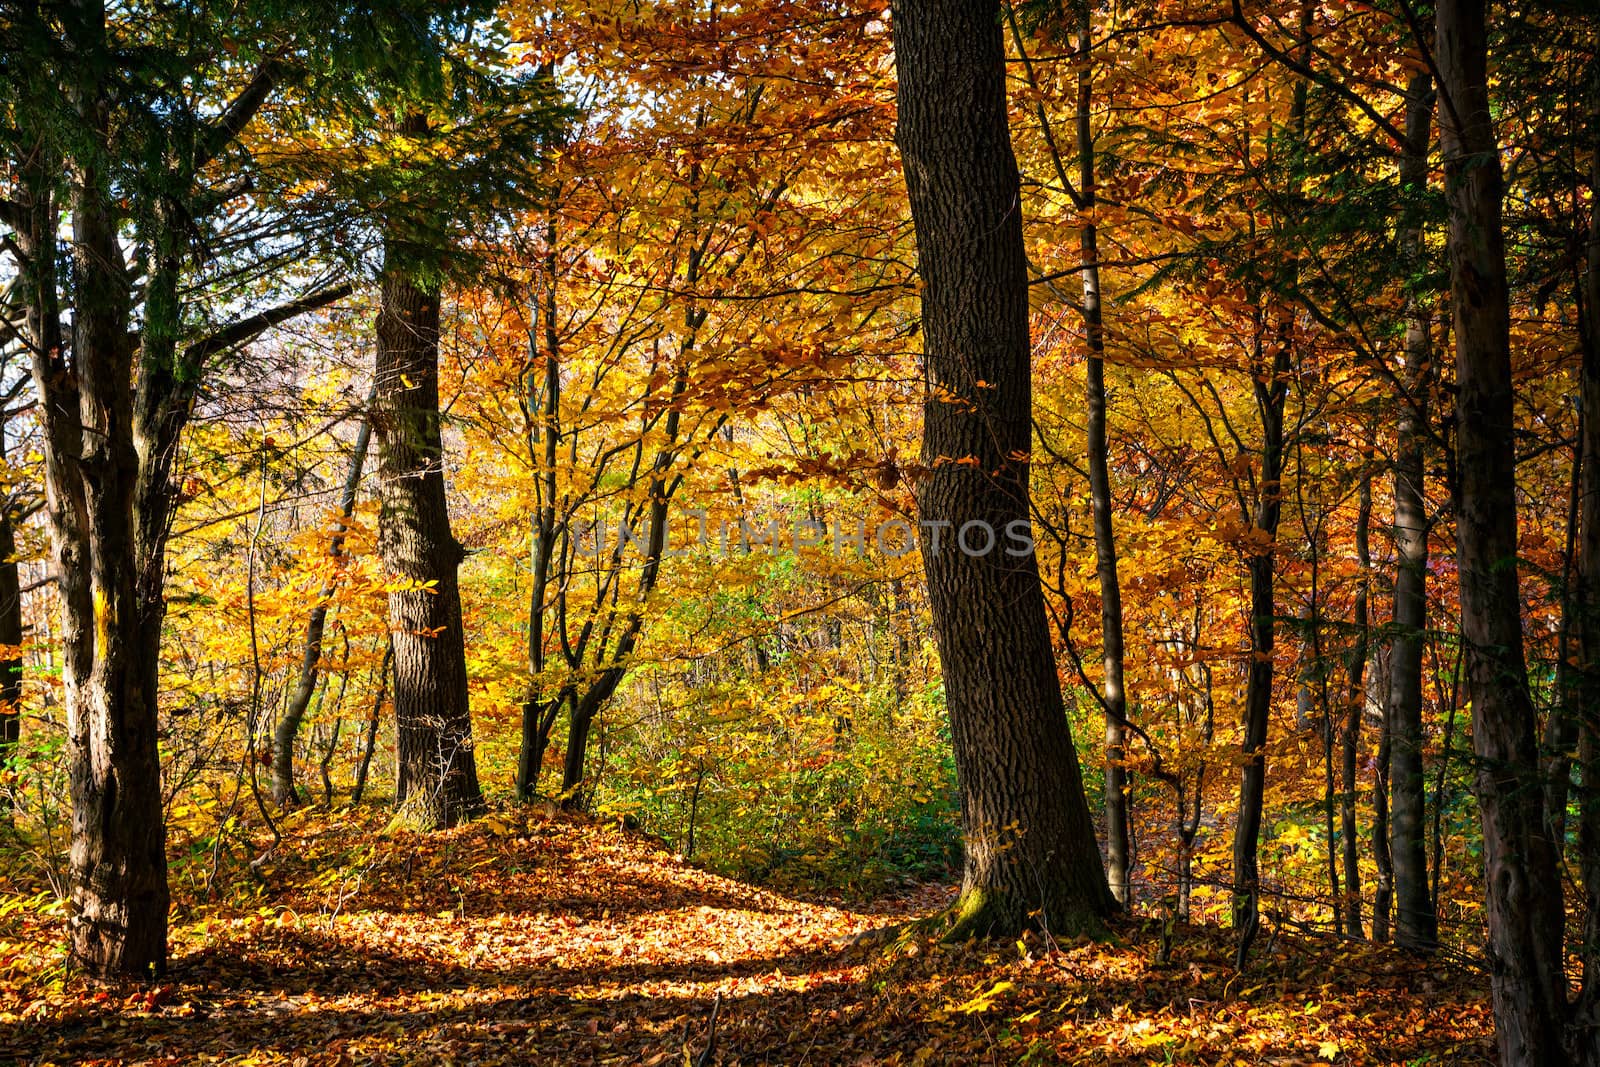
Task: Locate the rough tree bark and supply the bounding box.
[892,0,1114,939]
[1434,0,1579,1060]
[9,0,351,979]
[375,254,483,830]
[40,0,169,976]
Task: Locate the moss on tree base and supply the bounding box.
[941,887,1107,943]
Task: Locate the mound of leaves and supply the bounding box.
[1,807,1492,1064]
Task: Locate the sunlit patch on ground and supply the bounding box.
[2,811,1492,1065]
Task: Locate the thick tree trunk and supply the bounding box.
[1387,72,1440,954]
[272,385,376,805]
[45,0,169,977]
[17,0,342,979]
[892,0,1114,939]
[1435,1,1573,1060]
[375,262,482,830]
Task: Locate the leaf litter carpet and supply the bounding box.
[2,810,1492,1064]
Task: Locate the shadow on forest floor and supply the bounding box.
[2,810,1494,1065]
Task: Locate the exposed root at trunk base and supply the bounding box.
[940,887,1106,944]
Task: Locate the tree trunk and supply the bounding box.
[0,461,23,793]
[562,691,603,808]
[1566,51,1600,1066]
[1231,328,1288,962]
[17,0,345,979]
[1435,1,1572,1060]
[892,0,1114,939]
[1074,17,1132,911]
[1231,8,1308,961]
[375,259,482,830]
[1340,468,1371,938]
[1371,684,1393,943]
[272,384,377,805]
[351,641,391,807]
[46,0,169,977]
[1387,71,1440,954]
[517,222,563,802]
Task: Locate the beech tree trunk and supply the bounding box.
[892,0,1114,939]
[1434,1,1575,1060]
[1074,17,1132,910]
[375,260,482,829]
[1387,72,1439,954]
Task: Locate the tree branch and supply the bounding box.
[197,58,285,167]
[1228,0,1413,154]
[183,282,353,366]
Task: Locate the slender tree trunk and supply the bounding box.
[1072,17,1132,911]
[1387,72,1440,954]
[272,384,377,804]
[1546,418,1580,850]
[1231,326,1288,962]
[558,348,686,806]
[892,0,1114,939]
[562,690,604,808]
[1435,1,1572,1060]
[0,460,23,793]
[1340,468,1371,937]
[1371,687,1393,943]
[375,254,482,830]
[517,220,563,802]
[351,641,391,807]
[1231,8,1308,962]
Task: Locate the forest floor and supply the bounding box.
[2,809,1494,1065]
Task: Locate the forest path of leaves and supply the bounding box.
[4,811,1492,1065]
